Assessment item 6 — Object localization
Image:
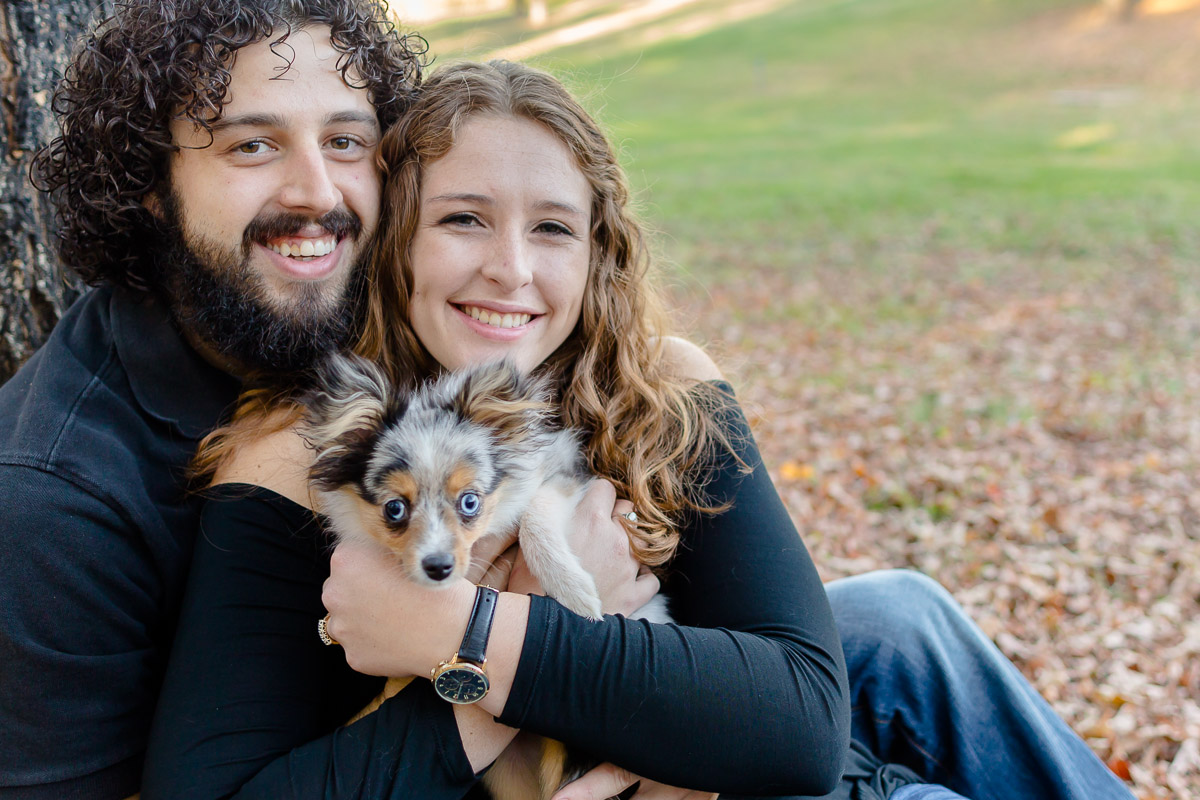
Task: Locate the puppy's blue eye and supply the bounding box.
[458,491,481,518]
[383,498,407,523]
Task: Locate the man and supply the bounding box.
[0,1,421,795]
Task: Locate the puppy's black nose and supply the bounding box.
[422,553,455,581]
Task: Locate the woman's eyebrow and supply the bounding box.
[426,192,494,205]
[533,200,586,217]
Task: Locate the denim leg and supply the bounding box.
[825,570,1134,800]
[891,785,973,800]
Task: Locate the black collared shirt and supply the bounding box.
[0,286,240,799]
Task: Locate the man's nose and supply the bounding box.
[482,230,533,291]
[278,145,341,216]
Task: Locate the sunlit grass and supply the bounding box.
[413,0,1200,287]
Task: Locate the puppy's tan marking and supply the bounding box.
[379,472,419,512]
[444,463,476,500]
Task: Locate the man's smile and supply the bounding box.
[266,234,338,259]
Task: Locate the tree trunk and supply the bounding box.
[1102,0,1141,21]
[0,1,103,383]
[514,0,548,28]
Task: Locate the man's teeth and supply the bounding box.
[463,305,533,328]
[268,237,336,259]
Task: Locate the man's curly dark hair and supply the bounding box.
[31,0,426,293]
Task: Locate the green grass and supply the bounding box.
[411,0,1200,282]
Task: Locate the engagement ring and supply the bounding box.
[621,510,638,523]
[318,613,338,646]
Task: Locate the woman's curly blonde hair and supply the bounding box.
[357,60,736,566]
[197,60,737,566]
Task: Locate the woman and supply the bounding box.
[143,61,1129,800]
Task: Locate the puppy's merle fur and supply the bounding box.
[300,354,669,800]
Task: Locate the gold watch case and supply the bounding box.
[431,654,490,704]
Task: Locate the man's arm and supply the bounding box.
[0,463,162,799]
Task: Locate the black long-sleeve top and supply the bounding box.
[142,390,851,799]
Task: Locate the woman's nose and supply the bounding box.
[481,231,533,291]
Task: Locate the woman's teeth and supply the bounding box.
[462,305,533,329]
[268,237,336,259]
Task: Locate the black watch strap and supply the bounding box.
[458,585,499,664]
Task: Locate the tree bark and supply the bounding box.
[514,0,548,27]
[0,1,104,383]
[1102,0,1141,21]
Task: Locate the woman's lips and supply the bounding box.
[454,303,540,339]
[457,303,534,329]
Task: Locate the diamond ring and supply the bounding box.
[318,613,338,646]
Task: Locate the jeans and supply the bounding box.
[826,570,1134,800]
[891,786,971,800]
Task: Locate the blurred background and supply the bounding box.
[390,0,1198,797]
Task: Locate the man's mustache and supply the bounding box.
[242,209,363,253]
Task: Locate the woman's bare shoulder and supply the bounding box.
[657,336,724,382]
[211,418,316,510]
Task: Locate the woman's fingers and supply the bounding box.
[475,543,519,591]
[551,763,717,800]
[465,527,520,584]
[630,565,662,611]
[551,762,637,800]
[568,481,652,616]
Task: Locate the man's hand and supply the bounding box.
[551,762,718,800]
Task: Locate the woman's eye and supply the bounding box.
[458,492,481,518]
[535,221,574,236]
[383,498,407,523]
[443,213,479,225]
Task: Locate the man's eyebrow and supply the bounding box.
[209,111,380,134]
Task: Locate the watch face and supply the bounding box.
[433,664,489,704]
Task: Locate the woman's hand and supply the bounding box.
[466,526,521,588]
[511,479,661,617]
[573,480,662,617]
[321,535,475,678]
[551,763,718,800]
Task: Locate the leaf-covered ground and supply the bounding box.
[671,252,1199,798]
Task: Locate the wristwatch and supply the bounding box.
[431,585,499,704]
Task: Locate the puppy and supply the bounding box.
[300,354,669,800]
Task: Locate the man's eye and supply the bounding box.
[329,136,355,151]
[235,141,269,155]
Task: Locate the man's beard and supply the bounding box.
[153,191,368,376]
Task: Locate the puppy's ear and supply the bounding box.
[300,354,407,492]
[453,361,553,440]
[308,426,377,492]
[300,354,406,446]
